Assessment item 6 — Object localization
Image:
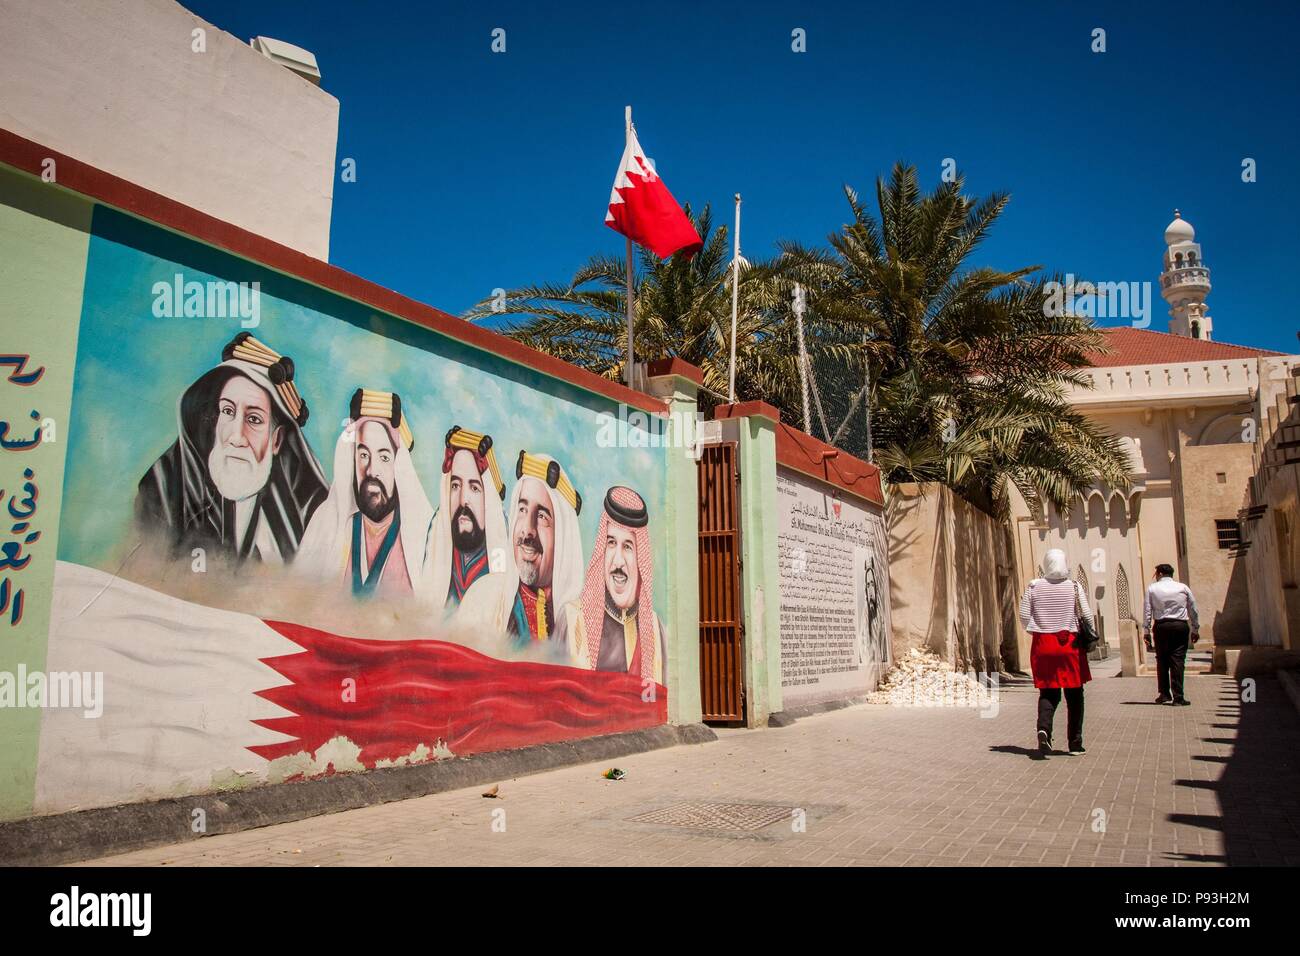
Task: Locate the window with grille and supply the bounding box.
[1215,519,1241,550]
[1116,564,1135,621]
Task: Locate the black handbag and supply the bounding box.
[1073,583,1099,652]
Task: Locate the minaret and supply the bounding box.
[1159,210,1212,340]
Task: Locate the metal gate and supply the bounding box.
[697,442,744,723]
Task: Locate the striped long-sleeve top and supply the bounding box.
[1018,578,1094,634]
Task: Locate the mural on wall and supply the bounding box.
[29,206,670,814]
[1,354,44,630]
[561,486,667,683]
[457,450,585,643]
[136,333,327,566]
[856,544,887,668]
[777,468,891,706]
[295,385,436,598]
[433,426,508,611]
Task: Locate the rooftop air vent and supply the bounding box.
[249,36,321,86]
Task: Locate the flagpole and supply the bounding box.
[624,105,636,389]
[863,330,873,462]
[793,283,811,433]
[728,193,741,404]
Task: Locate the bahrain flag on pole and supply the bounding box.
[606,125,703,259]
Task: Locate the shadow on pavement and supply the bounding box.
[1168,674,1300,865]
[988,744,1047,761]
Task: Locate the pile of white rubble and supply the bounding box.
[866,648,996,707]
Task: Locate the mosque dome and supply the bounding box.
[1164,210,1195,245]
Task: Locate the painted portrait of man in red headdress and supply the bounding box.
[556,485,666,683]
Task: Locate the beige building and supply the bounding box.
[1240,361,1300,655]
[1010,213,1298,653]
[888,483,1022,673]
[0,0,338,259]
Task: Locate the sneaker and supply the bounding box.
[1154,695,1172,704]
[1068,740,1086,755]
[1172,698,1191,706]
[1037,730,1052,755]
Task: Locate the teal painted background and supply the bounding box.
[58,206,669,622]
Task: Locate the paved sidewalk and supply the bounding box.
[80,660,1300,867]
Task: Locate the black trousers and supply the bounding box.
[1037,687,1084,744]
[1154,619,1190,700]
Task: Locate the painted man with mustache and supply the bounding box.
[456,450,584,647]
[429,426,508,612]
[557,486,667,683]
[296,389,436,600]
[136,333,327,566]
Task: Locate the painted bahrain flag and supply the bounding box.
[606,126,703,259]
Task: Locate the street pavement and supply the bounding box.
[78,657,1300,867]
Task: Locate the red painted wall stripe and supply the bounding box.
[713,401,884,507]
[775,422,884,507]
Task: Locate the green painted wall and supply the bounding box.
[734,412,783,726]
[648,372,702,725]
[0,166,91,818]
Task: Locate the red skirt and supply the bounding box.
[1030,630,1092,689]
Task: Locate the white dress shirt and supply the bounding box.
[1144,577,1199,632]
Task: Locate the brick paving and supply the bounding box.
[78,657,1300,867]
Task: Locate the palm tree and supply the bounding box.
[462,206,818,410]
[777,163,1132,517]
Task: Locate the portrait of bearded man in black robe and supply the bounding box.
[135,332,328,565]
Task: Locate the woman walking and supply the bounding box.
[1018,549,1094,756]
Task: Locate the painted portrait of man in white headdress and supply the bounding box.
[428,426,509,612]
[455,450,584,647]
[295,389,436,600]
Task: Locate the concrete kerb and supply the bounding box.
[0,723,717,866]
[1215,645,1300,677]
[768,696,872,727]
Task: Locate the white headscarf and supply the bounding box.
[428,449,509,613]
[1041,548,1069,583]
[295,417,436,599]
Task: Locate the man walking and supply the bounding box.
[1143,563,1200,706]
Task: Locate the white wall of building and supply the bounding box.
[0,0,339,260]
[1010,366,1285,646]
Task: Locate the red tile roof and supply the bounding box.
[1081,327,1282,368]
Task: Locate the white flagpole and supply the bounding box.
[728,193,741,403]
[624,105,636,389]
[863,331,873,462]
[793,283,811,432]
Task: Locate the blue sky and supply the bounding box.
[186,0,1299,353]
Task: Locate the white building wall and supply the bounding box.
[1009,367,1294,647]
[0,0,339,260]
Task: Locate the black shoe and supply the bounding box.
[1172,698,1191,706]
[1155,695,1172,704]
[1037,730,1052,755]
[1067,739,1086,755]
